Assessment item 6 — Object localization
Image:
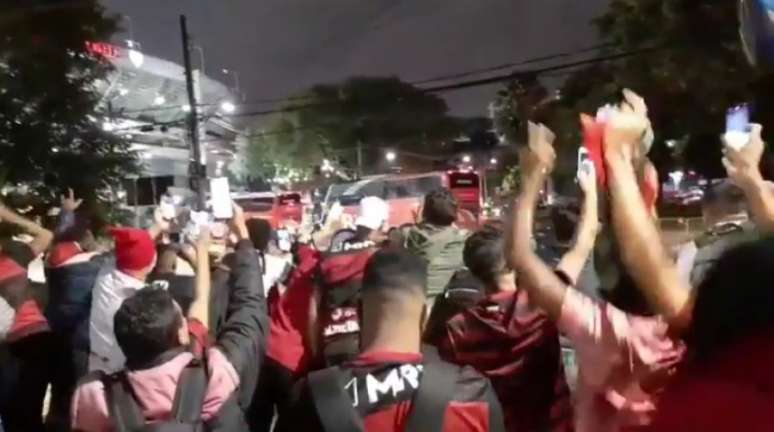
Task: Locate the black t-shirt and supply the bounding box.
[275,351,505,432]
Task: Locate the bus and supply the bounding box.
[324,170,483,229]
[233,191,303,229]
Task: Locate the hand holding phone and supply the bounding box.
[724,104,751,151]
[577,147,595,181]
[209,177,233,220]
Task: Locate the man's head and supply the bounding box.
[246,218,272,252]
[360,249,428,344]
[550,202,580,245]
[702,181,748,226]
[153,244,179,275]
[463,222,513,293]
[56,214,97,252]
[422,188,458,226]
[114,287,186,367]
[110,228,157,281]
[690,237,774,360]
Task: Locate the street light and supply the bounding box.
[490,157,498,166]
[385,151,397,162]
[192,45,206,74]
[222,68,242,100]
[220,101,236,114]
[462,154,472,164]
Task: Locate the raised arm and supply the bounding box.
[556,167,599,284]
[0,202,53,257]
[507,124,568,321]
[188,227,211,328]
[216,203,267,375]
[603,92,692,332]
[723,124,774,232]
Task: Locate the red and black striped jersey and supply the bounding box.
[429,290,574,432]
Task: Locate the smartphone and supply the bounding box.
[160,195,177,220]
[209,177,233,220]
[577,147,595,179]
[725,104,751,150]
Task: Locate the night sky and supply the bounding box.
[100,0,609,119]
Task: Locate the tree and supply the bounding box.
[495,0,772,182]
[0,1,137,216]
[245,76,462,181]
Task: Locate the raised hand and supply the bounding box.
[723,123,765,189]
[603,107,650,165]
[230,202,249,240]
[60,188,83,213]
[521,122,557,180]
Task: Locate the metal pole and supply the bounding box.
[180,15,206,211]
[356,140,363,178]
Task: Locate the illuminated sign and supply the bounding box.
[85,41,122,59]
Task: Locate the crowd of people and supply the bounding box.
[1,89,773,431]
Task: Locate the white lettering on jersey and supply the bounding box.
[365,364,423,404]
[322,320,360,337]
[345,377,359,407]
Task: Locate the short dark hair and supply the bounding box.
[246,218,272,251]
[114,287,183,366]
[55,214,94,246]
[362,249,427,300]
[422,188,458,226]
[463,223,507,289]
[689,237,774,360]
[702,181,747,218]
[550,203,580,244]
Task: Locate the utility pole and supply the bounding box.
[356,140,363,179]
[180,15,206,210]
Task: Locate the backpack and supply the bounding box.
[315,241,377,367]
[403,225,468,298]
[306,351,460,432]
[102,359,208,432]
[423,268,486,342]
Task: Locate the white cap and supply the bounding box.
[355,196,389,231]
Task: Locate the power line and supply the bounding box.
[121,42,615,116]
[410,42,614,85]
[225,45,663,120]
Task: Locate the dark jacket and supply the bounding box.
[209,240,268,413]
[45,254,107,351]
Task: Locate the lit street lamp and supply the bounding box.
[220,101,236,114]
[462,154,472,164]
[385,151,397,163]
[490,157,498,166]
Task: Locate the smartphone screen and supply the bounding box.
[209,177,233,220]
[725,104,751,150]
[577,147,594,179]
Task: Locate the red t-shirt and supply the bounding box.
[431,290,573,432]
[266,244,320,375]
[276,350,506,432]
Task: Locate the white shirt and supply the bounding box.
[0,297,14,341]
[88,261,148,373]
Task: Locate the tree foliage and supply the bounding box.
[495,0,771,182]
[0,1,137,214]
[246,76,462,181]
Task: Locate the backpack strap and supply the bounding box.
[170,358,209,424]
[307,366,364,432]
[404,359,459,432]
[102,372,146,432]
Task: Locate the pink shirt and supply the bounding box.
[559,289,685,432]
[71,348,239,432]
